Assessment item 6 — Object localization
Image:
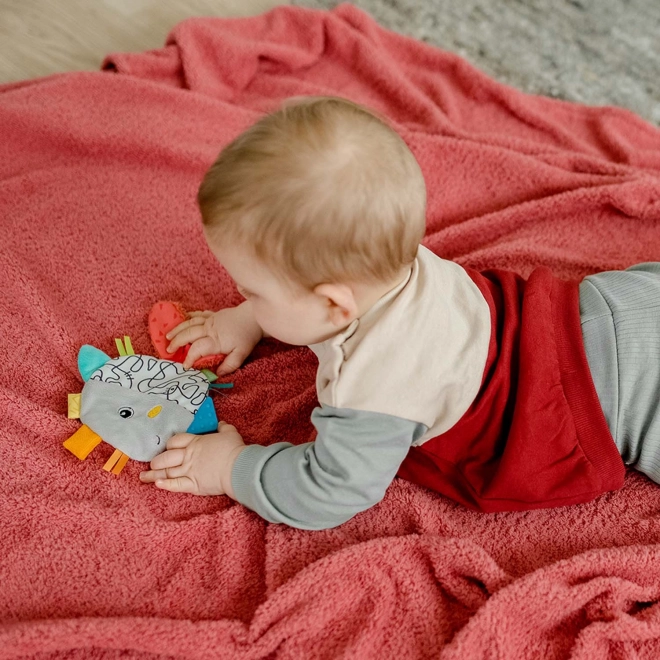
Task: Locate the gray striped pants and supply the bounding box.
[580,263,660,483]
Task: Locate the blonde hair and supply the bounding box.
[198,96,426,289]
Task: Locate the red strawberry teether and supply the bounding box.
[149,301,226,371]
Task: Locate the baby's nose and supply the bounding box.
[147,405,162,418]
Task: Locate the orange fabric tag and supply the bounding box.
[63,424,102,460]
[103,449,130,475]
[103,449,123,472]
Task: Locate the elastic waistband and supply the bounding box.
[553,277,625,492]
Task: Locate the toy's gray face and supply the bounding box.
[79,355,209,462]
[80,380,194,462]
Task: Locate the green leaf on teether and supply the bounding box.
[201,369,218,382]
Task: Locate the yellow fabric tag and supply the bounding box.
[115,338,127,356]
[124,336,135,355]
[67,393,81,419]
[63,424,102,460]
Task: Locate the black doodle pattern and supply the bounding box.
[90,355,208,413]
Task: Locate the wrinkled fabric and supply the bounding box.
[2,4,660,659]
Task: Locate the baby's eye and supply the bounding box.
[118,407,134,419]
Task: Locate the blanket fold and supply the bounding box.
[2,3,660,658]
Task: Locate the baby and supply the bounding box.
[139,96,660,529]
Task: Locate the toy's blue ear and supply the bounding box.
[186,396,219,435]
[78,345,111,381]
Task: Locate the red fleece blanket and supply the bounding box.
[2,4,660,658]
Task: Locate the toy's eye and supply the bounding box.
[118,407,134,419]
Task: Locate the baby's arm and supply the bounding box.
[231,405,427,530]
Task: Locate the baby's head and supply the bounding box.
[198,96,426,345]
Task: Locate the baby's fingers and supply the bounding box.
[166,316,206,342]
[139,462,186,482]
[183,336,219,369]
[155,476,197,493]
[139,468,167,483]
[166,323,207,355]
[149,447,186,470]
[166,433,197,450]
[216,347,250,376]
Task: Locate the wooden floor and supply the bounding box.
[0,0,287,84]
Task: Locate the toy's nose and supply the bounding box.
[147,405,162,418]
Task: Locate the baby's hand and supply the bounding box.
[139,422,245,497]
[166,302,263,375]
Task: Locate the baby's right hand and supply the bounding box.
[166,302,264,376]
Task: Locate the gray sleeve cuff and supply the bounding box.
[231,442,299,522]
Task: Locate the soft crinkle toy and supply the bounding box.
[64,335,230,475]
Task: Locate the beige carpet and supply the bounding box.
[298,0,660,126]
[0,0,287,84]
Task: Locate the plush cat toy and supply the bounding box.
[64,335,230,475]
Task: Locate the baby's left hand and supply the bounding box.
[139,422,245,497]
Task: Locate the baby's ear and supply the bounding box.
[314,283,359,326]
[78,345,111,381]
